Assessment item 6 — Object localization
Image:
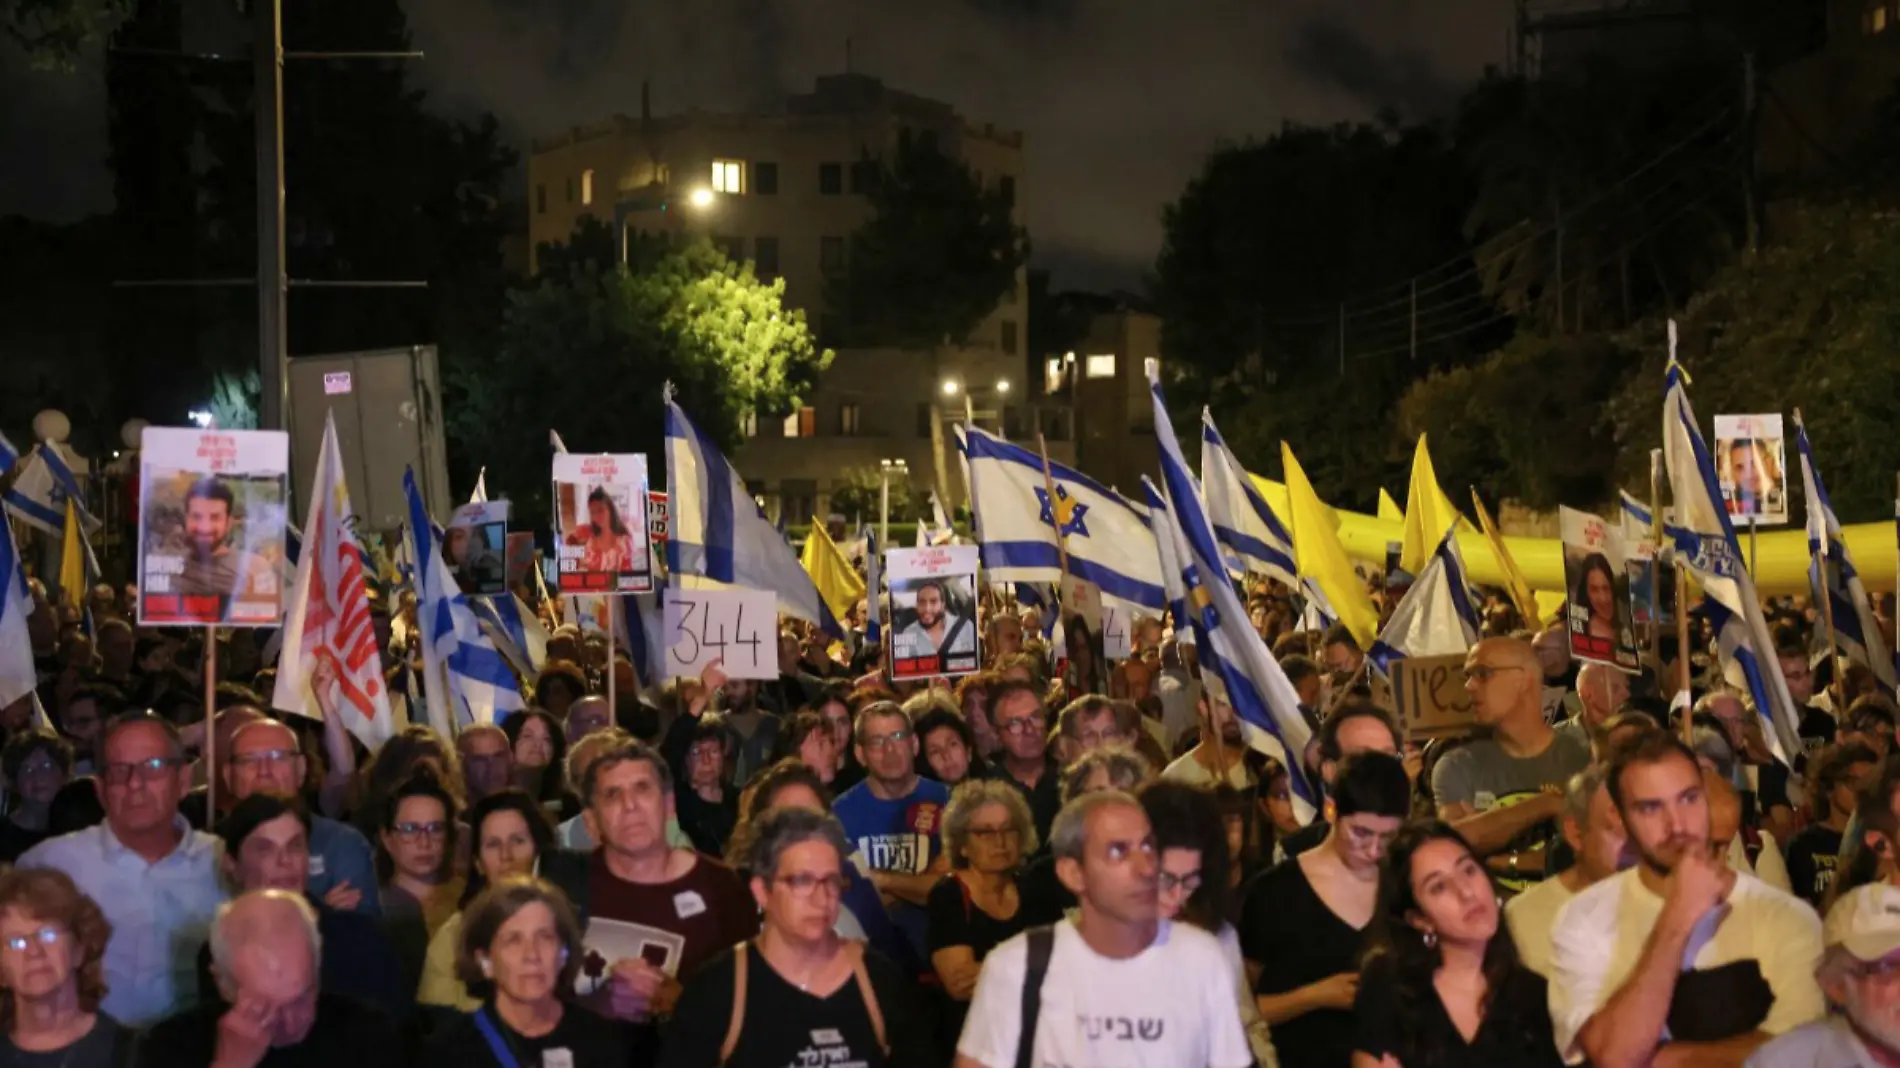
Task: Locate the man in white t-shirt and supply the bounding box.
[1506,764,1628,978]
[954,791,1251,1068]
[1549,730,1825,1066]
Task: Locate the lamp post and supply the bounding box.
[879,458,908,545]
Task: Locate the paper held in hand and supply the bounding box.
[663,586,777,680]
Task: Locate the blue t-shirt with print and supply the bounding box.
[831,777,951,961]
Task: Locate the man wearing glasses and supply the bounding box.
[225,719,381,915]
[19,712,223,1028]
[1434,636,1591,887]
[985,681,1062,842]
[833,700,951,961]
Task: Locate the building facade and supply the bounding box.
[1037,296,1161,500]
[1759,0,1900,179]
[527,75,1067,521]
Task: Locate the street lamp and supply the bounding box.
[995,379,1011,394]
[939,379,960,397]
[688,187,715,209]
[878,458,909,545]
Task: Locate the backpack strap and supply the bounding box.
[1014,925,1057,1068]
[847,940,888,1054]
[719,940,753,1067]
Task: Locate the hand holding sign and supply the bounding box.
[663,588,776,680]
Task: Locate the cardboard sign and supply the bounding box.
[663,587,776,680]
[553,453,653,594]
[137,427,290,627]
[1560,506,1639,672]
[886,545,981,680]
[646,491,670,544]
[1390,653,1476,739]
[446,500,509,596]
[1101,601,1132,662]
[1712,413,1787,525]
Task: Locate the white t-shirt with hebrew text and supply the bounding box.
[957,917,1252,1068]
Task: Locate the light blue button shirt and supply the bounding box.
[18,818,224,1029]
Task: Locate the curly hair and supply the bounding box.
[0,868,111,1027]
[941,778,1038,869]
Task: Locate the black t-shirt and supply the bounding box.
[1797,706,1838,756]
[1279,818,1328,860]
[422,1002,649,1067]
[988,759,1061,842]
[1353,959,1561,1068]
[925,873,1026,964]
[1785,823,1845,910]
[0,1012,131,1068]
[659,943,940,1068]
[139,993,404,1068]
[1240,858,1367,1068]
[676,788,739,857]
[0,818,52,863]
[1012,853,1075,928]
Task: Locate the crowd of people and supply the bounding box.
[0,565,1897,1067]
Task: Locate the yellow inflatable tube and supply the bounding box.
[1250,476,1896,598]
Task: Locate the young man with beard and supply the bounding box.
[1549,730,1824,1067]
[1160,694,1253,790]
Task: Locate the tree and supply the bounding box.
[3,0,130,67]
[824,131,1028,349]
[827,468,931,526]
[445,236,832,520]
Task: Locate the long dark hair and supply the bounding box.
[1361,821,1543,1068]
[459,788,557,908]
[587,486,629,536]
[1572,552,1617,625]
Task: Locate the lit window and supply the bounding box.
[1044,357,1064,393]
[1869,2,1891,32]
[840,403,860,436]
[782,407,816,438]
[581,169,594,206]
[1085,354,1116,379]
[712,159,744,194]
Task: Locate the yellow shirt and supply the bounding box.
[418,910,479,1012]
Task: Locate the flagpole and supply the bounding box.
[1797,408,1847,715]
[1648,449,1664,665]
[204,627,218,818]
[1035,433,1070,622]
[606,600,618,715]
[1676,559,1693,745]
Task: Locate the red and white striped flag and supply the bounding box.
[272,412,394,749]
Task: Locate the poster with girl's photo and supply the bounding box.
[1560,506,1638,671]
[552,453,652,594]
[886,545,980,680]
[1057,575,1107,696]
[445,500,509,596]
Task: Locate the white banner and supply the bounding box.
[663,587,776,680]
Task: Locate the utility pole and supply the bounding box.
[256,0,287,433]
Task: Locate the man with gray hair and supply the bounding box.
[139,888,401,1066]
[1745,882,1900,1066]
[1504,765,1629,978]
[955,791,1250,1068]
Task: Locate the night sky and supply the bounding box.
[1,0,1515,287]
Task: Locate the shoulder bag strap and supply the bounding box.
[847,940,888,1054]
[1014,925,1057,1068]
[719,940,752,1067]
[471,1008,525,1068]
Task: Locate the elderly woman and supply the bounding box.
[422,875,638,1065]
[419,789,558,1013]
[927,779,1035,1046]
[0,867,129,1065]
[661,808,936,1068]
[0,732,73,862]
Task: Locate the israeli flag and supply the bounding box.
[3,444,100,538]
[1795,413,1893,688]
[1140,481,1194,647]
[1201,411,1298,587]
[1147,363,1318,819]
[1661,323,1802,765]
[471,592,550,679]
[1368,528,1481,672]
[964,425,1164,613]
[0,514,39,712]
[405,468,526,731]
[619,592,666,690]
[0,432,18,475]
[665,395,842,637]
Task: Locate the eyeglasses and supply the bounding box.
[16,758,60,777]
[775,872,847,898]
[230,748,300,768]
[1852,956,1900,981]
[2,926,60,953]
[1158,871,1203,894]
[392,821,448,840]
[968,825,1021,845]
[862,730,912,751]
[102,757,184,786]
[1465,665,1525,683]
[998,716,1045,736]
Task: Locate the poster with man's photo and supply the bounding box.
[1712,413,1787,525]
[552,453,652,594]
[445,500,509,596]
[137,427,290,627]
[886,545,980,680]
[1560,506,1638,671]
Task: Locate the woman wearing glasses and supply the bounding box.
[376,769,466,998]
[0,867,132,1066]
[926,779,1034,1052]
[661,807,936,1068]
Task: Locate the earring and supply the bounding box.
[1422,929,1438,949]
[480,957,493,977]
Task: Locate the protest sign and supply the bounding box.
[1390,653,1475,739]
[663,587,776,680]
[504,532,536,590]
[137,427,289,627]
[886,545,981,680]
[1101,601,1133,661]
[1561,506,1639,671]
[1712,414,1787,524]
[1058,574,1107,694]
[552,453,653,594]
[445,500,509,596]
[646,491,669,544]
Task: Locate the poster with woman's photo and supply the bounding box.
[1560,506,1638,671]
[1712,413,1787,525]
[445,500,509,596]
[1058,574,1107,696]
[137,426,290,627]
[552,453,652,594]
[886,545,980,680]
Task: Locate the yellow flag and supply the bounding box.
[1376,488,1404,524]
[1280,444,1379,650]
[799,518,864,622]
[1400,434,1463,578]
[58,498,87,611]
[1469,489,1540,626]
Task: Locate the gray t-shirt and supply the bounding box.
[1431,729,1591,812]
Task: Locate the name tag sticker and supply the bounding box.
[674,890,707,919]
[307,854,326,877]
[541,1050,573,1068]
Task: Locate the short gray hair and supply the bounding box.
[1059,746,1150,804]
[1690,725,1736,782]
[1048,789,1141,863]
[942,779,1039,868]
[581,740,672,805]
[852,700,911,746]
[1562,765,1607,826]
[745,806,850,880]
[208,889,322,980]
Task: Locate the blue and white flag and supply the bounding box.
[1201,411,1299,587]
[472,592,550,679]
[665,395,842,637]
[405,468,526,733]
[1661,322,1802,765]
[1141,481,1194,646]
[1147,364,1318,819]
[864,528,882,646]
[965,425,1164,614]
[1795,413,1893,688]
[0,514,38,711]
[1013,583,1060,639]
[1368,528,1481,672]
[619,591,666,690]
[3,444,100,538]
[0,432,18,476]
